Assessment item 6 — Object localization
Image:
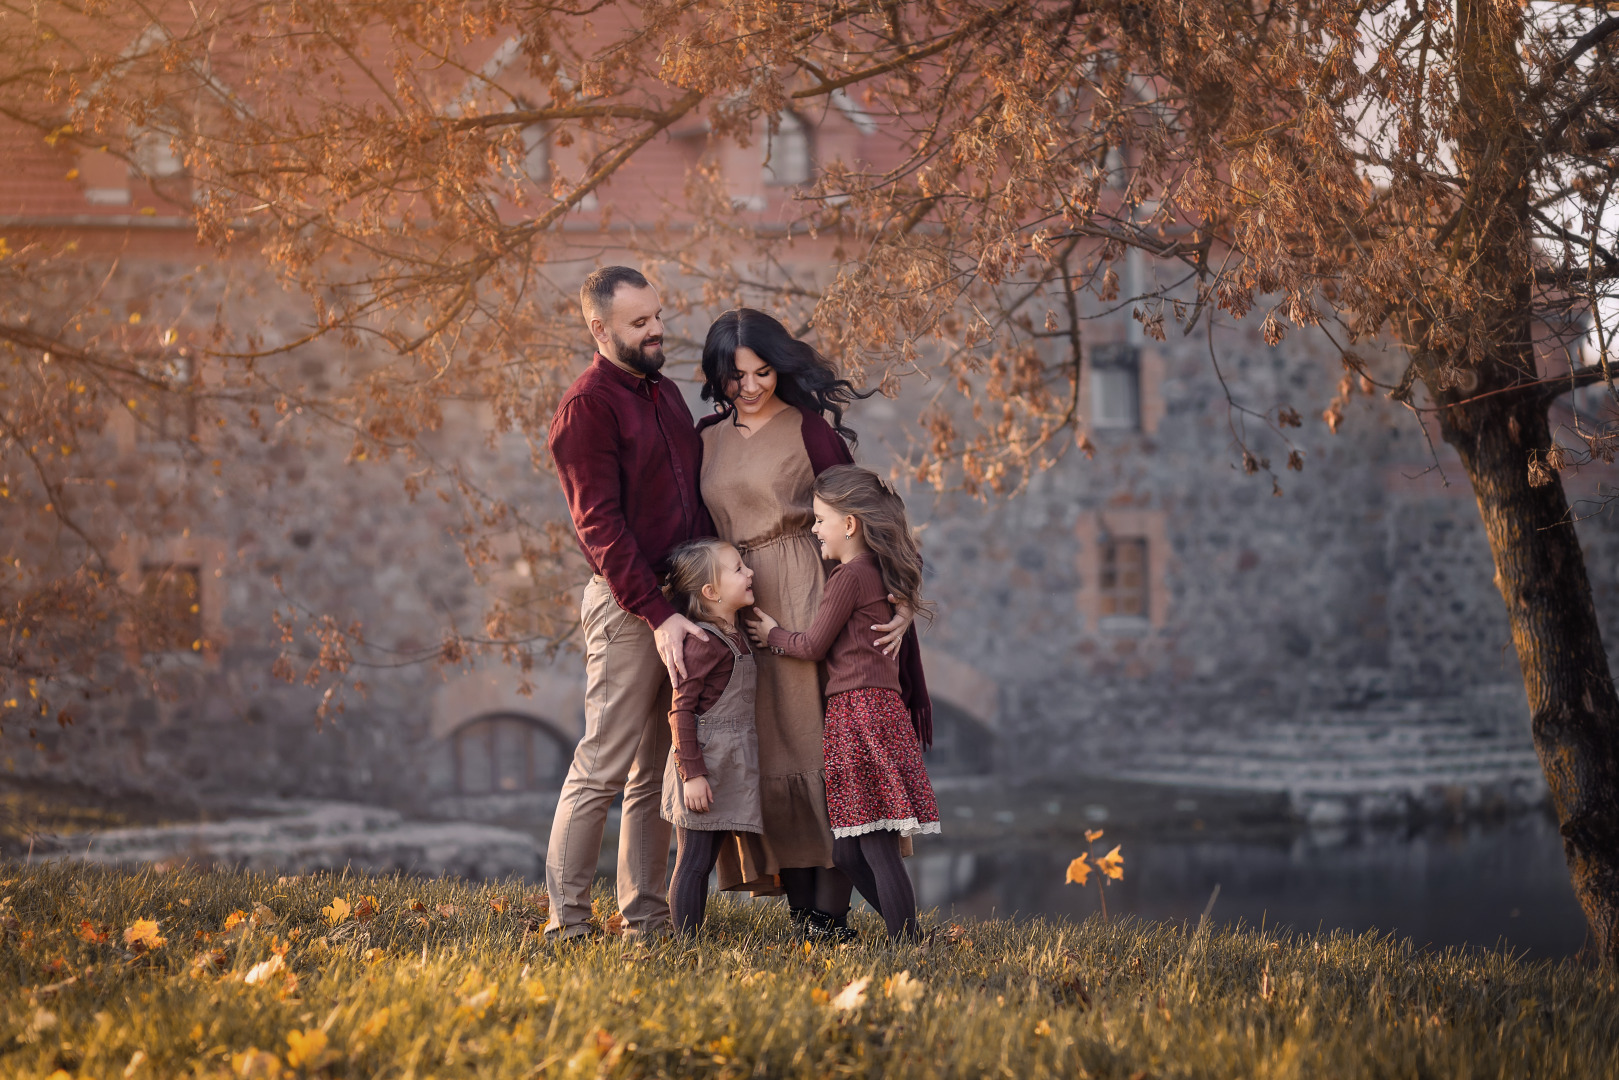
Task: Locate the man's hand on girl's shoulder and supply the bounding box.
[655,612,709,683]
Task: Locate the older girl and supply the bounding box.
[748,465,939,941]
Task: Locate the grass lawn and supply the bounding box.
[1,862,1615,1078]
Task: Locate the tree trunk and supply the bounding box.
[1441,392,1619,967]
[1439,0,1619,967]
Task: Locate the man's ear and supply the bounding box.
[586,313,608,345]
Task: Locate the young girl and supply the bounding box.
[660,538,764,936]
[747,465,939,941]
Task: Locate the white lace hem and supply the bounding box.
[831,817,941,839]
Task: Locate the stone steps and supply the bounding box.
[1102,698,1546,823]
[43,800,541,881]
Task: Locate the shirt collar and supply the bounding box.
[592,352,662,396]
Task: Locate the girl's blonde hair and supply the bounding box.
[661,538,735,624]
[812,465,932,622]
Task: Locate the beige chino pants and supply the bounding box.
[544,576,673,938]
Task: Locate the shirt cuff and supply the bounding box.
[631,592,679,631]
[765,626,791,655]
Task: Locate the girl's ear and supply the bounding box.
[845,514,860,538]
[701,581,721,603]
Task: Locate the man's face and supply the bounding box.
[595,284,665,376]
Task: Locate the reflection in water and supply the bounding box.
[908,811,1585,957]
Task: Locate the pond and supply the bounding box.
[904,782,1586,958]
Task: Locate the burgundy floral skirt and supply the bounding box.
[823,688,941,838]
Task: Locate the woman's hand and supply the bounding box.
[873,596,915,657]
[683,775,713,813]
[745,609,779,648]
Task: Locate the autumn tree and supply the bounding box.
[4,1,1619,961]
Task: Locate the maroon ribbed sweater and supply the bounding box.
[766,553,901,696]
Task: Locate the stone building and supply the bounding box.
[5,43,1617,832]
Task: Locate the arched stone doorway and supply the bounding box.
[918,646,1001,778]
[449,713,572,795]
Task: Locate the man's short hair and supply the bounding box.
[580,266,651,321]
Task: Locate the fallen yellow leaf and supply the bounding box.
[242,954,285,986]
[361,1006,391,1038]
[123,918,165,950]
[321,896,351,926]
[285,1028,328,1068]
[830,976,870,1012]
[884,969,923,1012]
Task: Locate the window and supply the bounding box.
[452,715,568,794]
[132,129,185,179]
[140,564,202,651]
[1090,343,1141,430]
[762,112,811,186]
[1098,538,1148,620]
[521,123,549,181]
[138,355,196,444]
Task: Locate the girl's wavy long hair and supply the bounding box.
[661,538,734,625]
[812,465,932,623]
[700,308,871,444]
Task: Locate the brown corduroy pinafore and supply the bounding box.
[659,625,763,834]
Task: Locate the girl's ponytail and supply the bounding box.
[662,538,732,625]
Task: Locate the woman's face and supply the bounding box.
[725,346,779,419]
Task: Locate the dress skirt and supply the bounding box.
[823,688,941,838]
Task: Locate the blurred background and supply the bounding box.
[3,6,1615,960]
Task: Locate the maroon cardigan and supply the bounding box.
[698,404,934,748]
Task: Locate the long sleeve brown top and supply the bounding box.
[766,553,902,697]
[668,627,750,781]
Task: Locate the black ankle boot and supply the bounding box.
[807,909,859,943]
[790,905,812,937]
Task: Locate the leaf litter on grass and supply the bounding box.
[0,862,1614,1079]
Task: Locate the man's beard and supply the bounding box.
[611,330,665,375]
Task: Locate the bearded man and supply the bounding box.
[543,265,712,939]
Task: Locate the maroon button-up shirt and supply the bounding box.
[548,353,712,629]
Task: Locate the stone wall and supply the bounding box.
[6,252,1618,824]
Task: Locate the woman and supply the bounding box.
[696,308,929,938]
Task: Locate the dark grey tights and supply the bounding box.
[833,832,919,940]
[779,866,856,917]
[670,828,726,935]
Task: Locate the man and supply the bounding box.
[544,266,711,939]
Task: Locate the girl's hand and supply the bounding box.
[873,597,915,657]
[683,775,713,813]
[745,609,779,647]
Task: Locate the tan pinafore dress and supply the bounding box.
[660,625,763,834]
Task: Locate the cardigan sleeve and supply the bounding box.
[800,407,854,475]
[766,563,861,661]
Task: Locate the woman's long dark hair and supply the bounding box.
[700,308,872,444]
